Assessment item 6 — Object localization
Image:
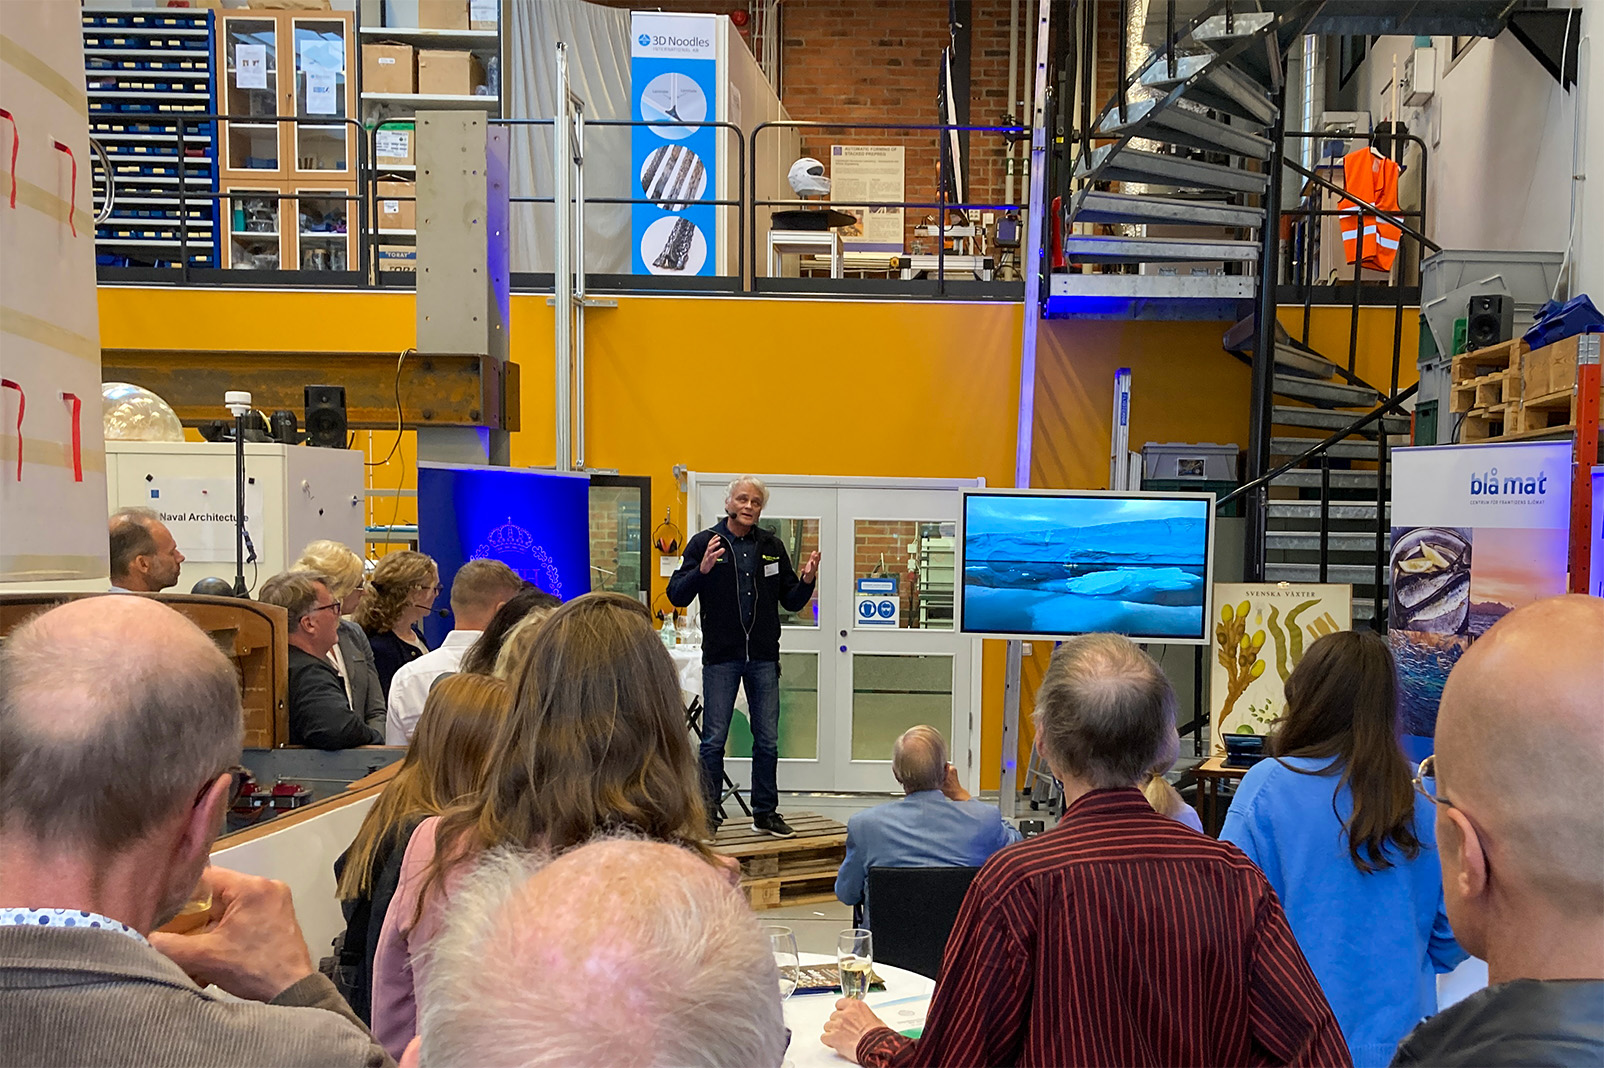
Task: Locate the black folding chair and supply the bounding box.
[865,865,981,980]
[684,695,751,820]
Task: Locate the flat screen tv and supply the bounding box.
[958,489,1215,644]
[416,463,591,646]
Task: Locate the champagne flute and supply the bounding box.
[837,928,873,999]
[763,925,800,1000]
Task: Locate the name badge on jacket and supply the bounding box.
[764,561,780,577]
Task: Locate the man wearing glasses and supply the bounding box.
[260,571,383,749]
[1392,595,1604,1066]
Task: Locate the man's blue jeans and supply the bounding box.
[701,659,780,818]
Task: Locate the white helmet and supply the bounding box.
[788,157,830,198]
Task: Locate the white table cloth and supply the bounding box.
[781,953,935,1068]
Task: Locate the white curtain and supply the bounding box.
[507,0,631,274]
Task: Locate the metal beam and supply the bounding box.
[100,350,518,431]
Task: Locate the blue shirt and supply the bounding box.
[835,790,1022,926]
[1221,756,1467,1067]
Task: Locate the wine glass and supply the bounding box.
[837,927,873,999]
[764,925,800,1000]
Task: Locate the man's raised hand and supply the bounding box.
[698,535,726,575]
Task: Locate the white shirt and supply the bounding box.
[0,907,147,945]
[384,629,482,744]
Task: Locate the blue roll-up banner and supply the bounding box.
[631,12,717,276]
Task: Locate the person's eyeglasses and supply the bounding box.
[195,764,252,809]
[1412,754,1454,809]
[416,584,442,596]
[307,601,342,619]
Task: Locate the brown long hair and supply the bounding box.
[1271,630,1421,874]
[416,592,712,921]
[336,673,511,902]
[355,551,437,634]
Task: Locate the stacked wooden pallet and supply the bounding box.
[713,812,847,912]
[1450,335,1597,443]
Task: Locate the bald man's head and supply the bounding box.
[892,726,948,793]
[1436,595,1604,925]
[420,837,785,1068]
[0,596,242,852]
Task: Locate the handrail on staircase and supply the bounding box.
[1280,156,1441,254]
[1216,381,1418,510]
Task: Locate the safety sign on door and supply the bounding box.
[855,576,899,628]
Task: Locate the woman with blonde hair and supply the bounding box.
[332,673,512,1023]
[369,592,716,1057]
[355,550,439,697]
[294,540,384,735]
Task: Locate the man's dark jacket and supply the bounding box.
[1390,978,1604,1067]
[287,647,384,750]
[666,517,814,665]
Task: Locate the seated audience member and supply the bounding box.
[260,571,383,749]
[334,674,512,1024]
[0,596,385,1066]
[386,560,523,744]
[1391,595,1604,1067]
[370,592,721,1058]
[356,552,440,698]
[108,506,185,592]
[296,540,385,736]
[1223,631,1464,1067]
[455,587,562,677]
[414,837,784,1068]
[491,610,557,682]
[822,633,1349,1067]
[834,725,1019,926]
[1141,767,1204,833]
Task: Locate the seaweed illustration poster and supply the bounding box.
[1389,442,1572,747]
[1210,583,1352,755]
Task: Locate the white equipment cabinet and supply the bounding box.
[107,441,366,591]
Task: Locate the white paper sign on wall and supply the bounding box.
[854,576,899,628]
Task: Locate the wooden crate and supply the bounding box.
[1460,405,1508,442]
[1505,387,1580,438]
[1522,335,1583,399]
[1451,338,1526,384]
[713,812,848,912]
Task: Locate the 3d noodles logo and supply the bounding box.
[638,33,651,46]
[474,517,563,598]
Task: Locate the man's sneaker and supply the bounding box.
[753,812,796,839]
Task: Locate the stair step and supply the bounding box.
[1272,374,1384,408]
[1271,435,1383,460]
[1273,404,1409,435]
[1072,189,1263,229]
[1268,500,1389,521]
[1062,235,1259,264]
[1191,11,1278,42]
[1265,562,1383,585]
[1274,340,1348,380]
[1140,52,1278,126]
[1097,97,1272,159]
[1075,145,1267,194]
[1271,469,1381,489]
[1266,530,1392,552]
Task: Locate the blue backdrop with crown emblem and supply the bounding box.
[416,464,592,646]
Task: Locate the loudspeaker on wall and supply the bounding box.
[304,385,347,449]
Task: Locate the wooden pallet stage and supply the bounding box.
[712,812,847,911]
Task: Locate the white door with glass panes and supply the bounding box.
[688,475,981,794]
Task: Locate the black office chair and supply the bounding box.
[864,865,981,980]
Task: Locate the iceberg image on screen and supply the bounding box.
[961,493,1211,641]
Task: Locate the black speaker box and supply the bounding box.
[304,385,347,448]
[1466,294,1514,351]
[271,409,300,445]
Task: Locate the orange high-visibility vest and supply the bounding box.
[1337,148,1402,272]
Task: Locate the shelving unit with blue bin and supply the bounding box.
[83,8,219,271]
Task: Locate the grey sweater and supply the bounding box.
[0,925,392,1067]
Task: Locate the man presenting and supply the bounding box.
[108,507,185,592]
[260,571,383,750]
[835,726,1019,927]
[668,477,819,838]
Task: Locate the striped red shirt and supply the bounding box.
[856,789,1351,1067]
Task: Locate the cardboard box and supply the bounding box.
[375,121,414,166]
[363,43,414,95]
[376,179,415,232]
[377,244,416,271]
[417,49,484,97]
[468,0,498,31]
[417,0,468,30]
